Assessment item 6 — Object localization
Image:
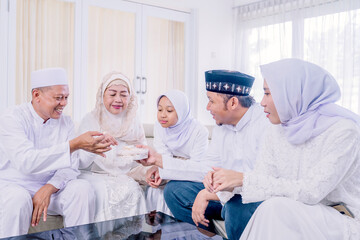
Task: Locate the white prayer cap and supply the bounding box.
[31,68,68,89]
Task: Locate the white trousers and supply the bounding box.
[0,179,96,238]
[146,186,173,216]
[240,197,360,240]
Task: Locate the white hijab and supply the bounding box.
[93,71,145,145]
[154,90,198,152]
[261,58,360,145]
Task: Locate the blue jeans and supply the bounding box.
[164,180,261,240]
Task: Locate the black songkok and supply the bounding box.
[205,70,255,96]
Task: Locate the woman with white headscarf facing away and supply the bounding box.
[77,71,147,222]
[206,59,360,239]
[141,89,209,216]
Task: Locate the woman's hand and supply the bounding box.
[101,133,118,146]
[146,166,162,188]
[136,145,163,168]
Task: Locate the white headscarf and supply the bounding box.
[93,71,145,144]
[154,90,198,151]
[261,58,360,145]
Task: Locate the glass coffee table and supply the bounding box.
[5,212,224,240]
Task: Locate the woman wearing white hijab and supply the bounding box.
[145,89,209,216]
[206,59,360,239]
[77,71,147,222]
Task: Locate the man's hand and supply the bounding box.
[146,166,162,188]
[101,133,118,146]
[203,171,215,193]
[212,167,243,192]
[31,184,58,227]
[69,131,113,157]
[137,145,163,168]
[192,189,212,227]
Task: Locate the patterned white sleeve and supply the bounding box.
[242,121,360,205]
[216,186,242,205]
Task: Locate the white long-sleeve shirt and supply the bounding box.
[158,103,269,195]
[242,119,360,221]
[0,102,79,194]
[209,104,269,204]
[156,121,209,182]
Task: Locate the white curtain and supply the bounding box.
[87,6,136,113]
[86,7,185,124]
[234,0,360,114]
[16,0,74,115]
[144,16,185,123]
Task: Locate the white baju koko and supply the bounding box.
[0,102,95,238]
[240,120,360,239]
[208,103,269,204]
[77,72,147,222]
[146,90,209,215]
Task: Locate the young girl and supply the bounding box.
[208,59,360,239]
[144,89,209,216]
[77,71,147,222]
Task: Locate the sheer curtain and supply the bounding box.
[86,7,185,124]
[234,0,360,114]
[87,6,136,113]
[16,0,74,115]
[144,17,185,123]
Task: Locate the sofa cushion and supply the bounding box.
[28,215,64,234]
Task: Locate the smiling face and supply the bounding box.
[206,91,231,126]
[103,84,130,115]
[32,85,69,121]
[157,96,178,128]
[260,80,281,124]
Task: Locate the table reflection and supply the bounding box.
[4,212,223,240]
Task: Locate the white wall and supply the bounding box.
[131,0,234,125]
[1,0,234,125]
[195,0,234,125]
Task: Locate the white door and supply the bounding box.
[81,0,191,124]
[138,5,190,124]
[79,0,141,120]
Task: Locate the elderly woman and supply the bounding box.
[77,71,147,222]
[207,59,360,239]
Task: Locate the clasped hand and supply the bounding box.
[146,166,162,188]
[203,167,244,193]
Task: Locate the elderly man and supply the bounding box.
[162,70,269,240]
[0,68,114,238]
